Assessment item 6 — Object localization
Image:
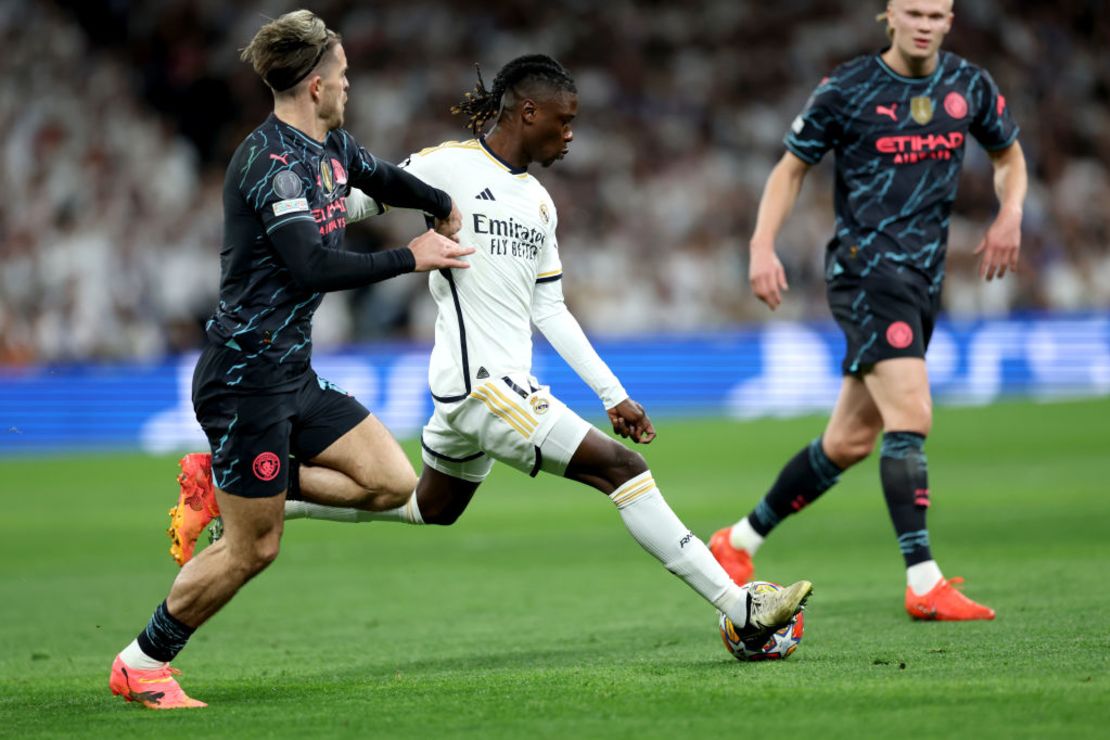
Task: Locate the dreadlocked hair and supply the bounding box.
[451,54,576,135]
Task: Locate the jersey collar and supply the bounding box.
[479,136,528,175]
[874,50,946,85]
[270,113,326,152]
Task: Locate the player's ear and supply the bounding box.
[307,74,322,101]
[521,98,538,125]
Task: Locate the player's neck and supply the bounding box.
[484,127,530,171]
[273,101,328,143]
[881,46,939,78]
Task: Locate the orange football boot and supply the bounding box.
[905,577,996,621]
[709,527,755,586]
[167,453,220,567]
[109,654,206,709]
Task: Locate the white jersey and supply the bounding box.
[401,139,563,402]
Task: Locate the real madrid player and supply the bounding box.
[298,54,810,649]
[109,10,473,709]
[709,0,1026,621]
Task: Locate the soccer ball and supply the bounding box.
[718,581,805,661]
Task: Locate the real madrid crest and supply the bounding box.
[530,395,550,415]
[539,202,550,225]
[911,96,935,125]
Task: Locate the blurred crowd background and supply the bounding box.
[1,0,1107,365]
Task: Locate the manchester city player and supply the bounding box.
[109,10,473,709]
[710,0,1026,621]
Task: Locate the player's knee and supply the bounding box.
[349,466,417,510]
[917,401,934,436]
[226,534,280,579]
[252,534,281,572]
[374,470,418,508]
[607,446,648,490]
[823,434,873,468]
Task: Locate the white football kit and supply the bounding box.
[347,138,627,482]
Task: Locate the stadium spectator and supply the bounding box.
[1,0,1107,364]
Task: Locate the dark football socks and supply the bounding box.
[879,431,933,567]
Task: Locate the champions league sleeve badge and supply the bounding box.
[272,170,303,200]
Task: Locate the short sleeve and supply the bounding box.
[968,68,1020,152]
[239,141,316,238]
[783,76,842,164]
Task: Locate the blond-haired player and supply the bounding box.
[710,0,1026,621]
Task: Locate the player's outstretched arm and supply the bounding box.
[975,141,1026,281]
[749,151,811,310]
[345,187,462,243]
[531,279,629,414]
[407,229,474,272]
[607,399,656,445]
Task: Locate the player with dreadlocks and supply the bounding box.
[272,53,815,643]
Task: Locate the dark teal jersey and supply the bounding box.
[207,114,448,390]
[784,51,1019,288]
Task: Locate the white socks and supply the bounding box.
[728,517,765,555]
[907,560,943,595]
[609,471,748,626]
[119,639,165,670]
[284,492,424,524]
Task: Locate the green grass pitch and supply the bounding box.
[1,398,1108,738]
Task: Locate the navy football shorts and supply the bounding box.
[827,273,941,377]
[192,346,369,498]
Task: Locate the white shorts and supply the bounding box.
[421,373,592,483]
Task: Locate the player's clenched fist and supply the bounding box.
[407,229,475,271]
[608,398,656,444]
[434,201,463,242]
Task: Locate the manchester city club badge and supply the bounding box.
[911,96,935,125]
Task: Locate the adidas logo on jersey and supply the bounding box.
[475,188,496,201]
[476,367,490,379]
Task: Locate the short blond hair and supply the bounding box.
[240,10,340,93]
[878,0,955,36]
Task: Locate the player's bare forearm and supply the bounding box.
[750,152,809,250]
[975,142,1026,281]
[749,153,809,310]
[991,141,1027,217]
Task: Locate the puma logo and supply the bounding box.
[876,103,898,121]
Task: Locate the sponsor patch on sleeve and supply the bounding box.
[272,198,309,216]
